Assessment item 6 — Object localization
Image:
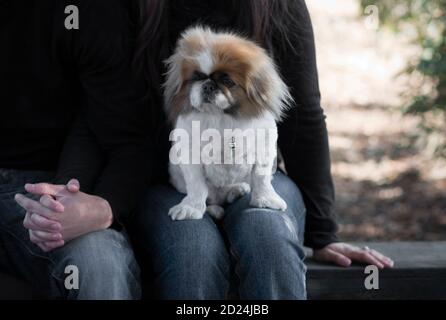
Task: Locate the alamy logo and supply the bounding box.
[364,265,379,290]
[364,5,380,31]
[64,265,79,290]
[64,5,79,30]
[169,121,277,168]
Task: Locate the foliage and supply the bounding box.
[360,0,446,157]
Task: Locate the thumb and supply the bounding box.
[66,179,80,193]
[314,248,352,267]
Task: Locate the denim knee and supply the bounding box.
[133,185,231,300]
[225,208,306,263]
[49,229,141,300]
[224,208,307,300]
[150,219,230,300]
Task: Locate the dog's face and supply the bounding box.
[187,65,238,114]
[164,27,292,121]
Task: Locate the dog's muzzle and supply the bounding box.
[202,79,217,102]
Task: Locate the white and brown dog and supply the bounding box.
[164,26,293,221]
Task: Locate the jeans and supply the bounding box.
[133,171,307,300]
[0,169,141,300]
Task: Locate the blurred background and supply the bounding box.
[307,0,446,241]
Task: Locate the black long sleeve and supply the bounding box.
[53,114,104,195]
[0,0,150,223]
[56,0,151,222]
[276,1,338,249]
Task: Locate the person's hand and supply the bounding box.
[20,179,80,252]
[16,179,113,252]
[313,242,394,269]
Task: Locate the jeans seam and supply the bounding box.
[221,222,242,299]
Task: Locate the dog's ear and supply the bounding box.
[164,51,198,122]
[163,52,183,110]
[246,72,269,108]
[246,61,293,121]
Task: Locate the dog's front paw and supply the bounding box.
[250,192,287,211]
[169,202,206,221]
[226,183,251,203]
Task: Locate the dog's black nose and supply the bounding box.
[203,80,217,95]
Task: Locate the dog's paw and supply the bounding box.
[169,202,205,221]
[250,192,287,211]
[226,183,251,203]
[206,205,225,220]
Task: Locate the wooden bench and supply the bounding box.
[306,241,446,299]
[1,241,445,300]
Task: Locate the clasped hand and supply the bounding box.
[15,179,113,252]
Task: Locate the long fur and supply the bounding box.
[164,26,293,122]
[164,27,293,221]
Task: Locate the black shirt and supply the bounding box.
[0,0,150,221]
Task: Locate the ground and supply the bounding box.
[307,0,446,241]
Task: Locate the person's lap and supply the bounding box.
[133,171,307,300]
[0,169,141,300]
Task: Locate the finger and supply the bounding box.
[29,230,44,244]
[32,230,62,242]
[23,212,36,231]
[30,213,61,232]
[315,248,352,267]
[345,248,385,269]
[66,179,80,193]
[30,230,64,251]
[37,243,51,252]
[37,241,56,253]
[370,249,394,268]
[15,194,42,213]
[24,212,57,232]
[369,248,393,264]
[15,194,59,221]
[42,240,65,251]
[24,183,65,197]
[40,194,64,213]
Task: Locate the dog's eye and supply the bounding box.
[190,71,208,82]
[220,74,235,88]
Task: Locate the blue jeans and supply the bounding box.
[134,171,307,300]
[0,169,141,300]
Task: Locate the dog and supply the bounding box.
[164,26,293,221]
